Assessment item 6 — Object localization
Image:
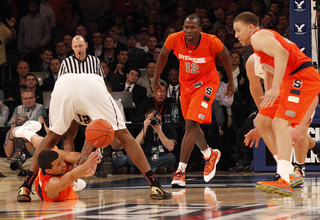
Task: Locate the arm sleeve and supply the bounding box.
[164,33,177,51]
[209,36,224,56]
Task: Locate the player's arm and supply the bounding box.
[245,54,264,110]
[217,45,234,97]
[46,150,101,194]
[251,30,289,107]
[152,45,171,94]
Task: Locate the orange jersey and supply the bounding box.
[252,29,311,78]
[165,31,223,92]
[35,167,78,202]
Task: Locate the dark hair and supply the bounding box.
[126,66,140,77]
[41,48,53,55]
[234,12,259,27]
[159,81,168,89]
[116,48,129,56]
[38,149,59,175]
[26,73,36,79]
[55,40,66,48]
[146,108,159,115]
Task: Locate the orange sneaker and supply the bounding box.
[171,170,186,188]
[256,175,293,197]
[290,167,304,188]
[203,149,221,182]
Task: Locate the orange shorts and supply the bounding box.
[259,67,320,126]
[180,80,219,124]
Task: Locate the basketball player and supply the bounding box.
[244,53,319,187]
[152,15,234,188]
[17,35,171,202]
[12,120,99,201]
[233,12,320,196]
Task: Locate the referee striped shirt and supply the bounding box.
[58,55,105,78]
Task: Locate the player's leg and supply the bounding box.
[115,128,172,199]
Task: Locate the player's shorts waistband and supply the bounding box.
[290,62,313,75]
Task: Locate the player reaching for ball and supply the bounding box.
[17,35,172,202]
[12,120,100,201]
[85,119,115,149]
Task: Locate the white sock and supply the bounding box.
[177,162,187,173]
[277,159,294,183]
[273,154,278,162]
[201,146,212,159]
[23,130,36,142]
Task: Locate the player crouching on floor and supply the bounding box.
[13,120,101,202]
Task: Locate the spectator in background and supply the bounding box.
[25,73,43,105]
[172,19,183,31]
[140,36,158,67]
[42,57,61,91]
[137,61,166,98]
[99,36,116,64]
[147,23,157,37]
[109,48,132,85]
[133,82,175,123]
[152,1,170,28]
[160,27,176,46]
[0,17,17,65]
[148,9,161,24]
[251,0,263,20]
[201,17,213,34]
[278,12,289,30]
[79,0,111,28]
[199,8,209,20]
[126,33,146,66]
[269,2,280,15]
[136,28,149,52]
[212,8,226,33]
[260,13,273,29]
[127,108,176,174]
[40,0,56,30]
[55,40,68,61]
[7,89,45,126]
[88,31,103,58]
[18,1,51,57]
[225,11,235,33]
[169,0,195,22]
[166,68,180,103]
[112,14,126,44]
[1,113,36,176]
[6,61,28,107]
[106,28,126,52]
[229,2,240,16]
[31,48,53,74]
[101,60,120,91]
[75,25,87,39]
[63,34,73,55]
[232,40,245,59]
[116,67,147,109]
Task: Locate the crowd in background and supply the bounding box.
[0,0,317,173]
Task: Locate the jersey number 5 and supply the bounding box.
[185,62,199,74]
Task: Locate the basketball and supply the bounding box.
[85,119,114,148]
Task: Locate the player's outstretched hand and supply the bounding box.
[86,149,102,166]
[244,128,261,148]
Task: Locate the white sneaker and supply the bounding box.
[12,120,42,138]
[73,178,86,191]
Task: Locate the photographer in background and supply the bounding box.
[1,114,36,176]
[126,108,177,173]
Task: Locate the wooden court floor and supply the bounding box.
[1,171,320,219]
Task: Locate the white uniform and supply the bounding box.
[49,73,126,135]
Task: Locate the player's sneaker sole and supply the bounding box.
[13,120,42,138]
[150,186,172,200]
[204,149,221,182]
[171,171,186,188]
[256,178,293,197]
[17,187,31,202]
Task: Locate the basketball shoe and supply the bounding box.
[290,166,304,188]
[17,187,32,202]
[13,120,42,138]
[150,186,172,199]
[204,149,221,182]
[255,174,293,197]
[171,169,186,188]
[73,178,87,191]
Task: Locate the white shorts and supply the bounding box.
[49,74,126,135]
